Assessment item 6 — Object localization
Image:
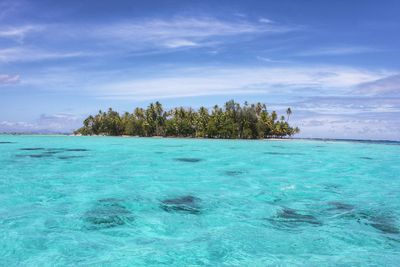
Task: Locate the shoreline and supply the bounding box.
[1,133,399,143]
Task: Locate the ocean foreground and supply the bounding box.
[1,135,399,265]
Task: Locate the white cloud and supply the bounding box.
[282,94,400,140]
[293,113,400,140]
[0,120,34,130]
[0,113,82,133]
[164,39,199,48]
[259,18,273,24]
[36,113,81,129]
[93,66,389,100]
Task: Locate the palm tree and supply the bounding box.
[271,111,277,122]
[154,101,165,136]
[286,107,292,122]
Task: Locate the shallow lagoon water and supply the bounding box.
[0,135,399,266]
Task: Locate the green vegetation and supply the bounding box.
[75,100,300,138]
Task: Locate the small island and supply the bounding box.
[75,100,299,139]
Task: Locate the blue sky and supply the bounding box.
[0,0,399,140]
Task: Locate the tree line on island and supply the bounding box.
[75,100,300,139]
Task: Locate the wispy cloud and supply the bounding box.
[256,56,291,64]
[90,66,389,100]
[0,0,22,21]
[0,73,20,84]
[0,16,296,63]
[296,46,379,56]
[294,96,400,114]
[0,47,89,63]
[92,17,293,50]
[355,74,400,96]
[0,25,43,42]
[14,63,388,100]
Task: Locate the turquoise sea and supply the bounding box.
[0,135,399,266]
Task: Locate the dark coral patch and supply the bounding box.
[57,155,85,160]
[16,147,89,160]
[344,211,399,234]
[224,170,245,176]
[264,152,304,156]
[327,201,355,212]
[174,158,202,163]
[43,151,62,155]
[28,154,52,158]
[84,199,133,230]
[268,208,322,228]
[368,215,399,234]
[98,198,123,203]
[16,154,52,158]
[160,195,201,214]
[278,208,321,225]
[370,222,399,234]
[42,148,89,152]
[360,156,373,160]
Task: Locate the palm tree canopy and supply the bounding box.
[75,100,299,139]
